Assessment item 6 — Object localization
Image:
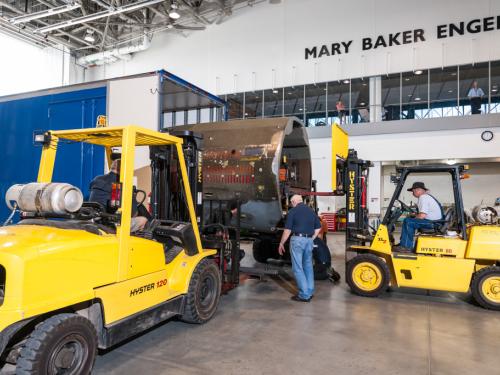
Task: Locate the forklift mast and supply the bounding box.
[337,150,373,249]
[330,125,373,249]
[150,130,203,224]
[151,130,243,289]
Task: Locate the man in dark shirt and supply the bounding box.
[278,195,321,302]
[89,159,147,232]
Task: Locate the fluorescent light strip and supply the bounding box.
[10,3,81,25]
[35,0,166,33]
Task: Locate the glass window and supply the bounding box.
[459,62,489,116]
[490,61,500,113]
[304,83,327,127]
[244,91,263,119]
[428,66,459,118]
[175,111,186,126]
[382,73,401,121]
[264,88,284,117]
[226,93,244,119]
[327,80,350,125]
[350,78,369,124]
[187,109,198,124]
[200,108,211,123]
[284,85,305,121]
[163,112,173,128]
[401,70,428,120]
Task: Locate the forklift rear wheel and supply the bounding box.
[471,266,500,310]
[346,254,390,297]
[181,258,221,324]
[16,313,97,375]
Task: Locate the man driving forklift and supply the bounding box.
[89,157,148,232]
[394,181,443,253]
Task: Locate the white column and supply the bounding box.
[367,161,382,227]
[369,76,382,122]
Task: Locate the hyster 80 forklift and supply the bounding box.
[0,126,226,374]
[331,125,500,310]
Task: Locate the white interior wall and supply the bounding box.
[0,34,65,96]
[85,0,500,95]
[382,163,500,213]
[309,126,500,214]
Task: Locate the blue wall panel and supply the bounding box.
[0,87,106,221]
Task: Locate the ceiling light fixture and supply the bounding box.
[10,3,81,25]
[360,102,366,106]
[343,79,350,84]
[414,97,421,101]
[272,89,278,94]
[448,90,453,93]
[84,29,95,43]
[414,70,423,75]
[446,159,456,165]
[169,2,180,19]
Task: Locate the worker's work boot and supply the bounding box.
[291,295,311,302]
[392,245,414,253]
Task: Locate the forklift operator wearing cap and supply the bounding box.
[394,182,444,253]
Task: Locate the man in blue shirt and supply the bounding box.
[278,195,322,302]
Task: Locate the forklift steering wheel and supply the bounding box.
[397,199,414,213]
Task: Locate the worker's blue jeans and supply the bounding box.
[290,236,315,300]
[400,218,435,249]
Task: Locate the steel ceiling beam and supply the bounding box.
[35,0,166,33]
[9,2,81,24]
[0,0,83,48]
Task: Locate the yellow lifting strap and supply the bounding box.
[331,124,349,191]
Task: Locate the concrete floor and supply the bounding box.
[4,233,500,374]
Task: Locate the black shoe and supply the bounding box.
[291,295,311,302]
[393,245,413,253]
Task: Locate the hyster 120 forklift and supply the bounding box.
[0,126,225,374]
[331,125,500,310]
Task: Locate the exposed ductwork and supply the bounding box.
[0,0,271,66]
[76,34,150,66]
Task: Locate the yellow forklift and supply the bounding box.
[0,126,226,374]
[331,125,500,310]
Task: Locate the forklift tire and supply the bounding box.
[16,313,97,375]
[181,258,221,324]
[471,266,500,310]
[346,254,390,297]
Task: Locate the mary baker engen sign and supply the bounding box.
[304,15,500,60]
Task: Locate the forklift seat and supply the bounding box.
[417,208,454,235]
